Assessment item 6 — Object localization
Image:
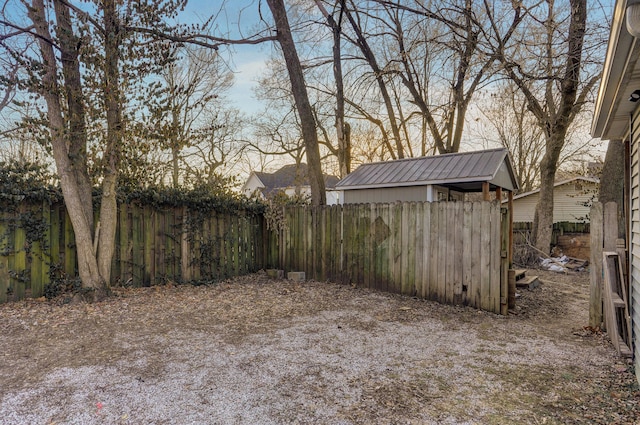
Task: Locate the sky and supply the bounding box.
[181,0,271,115]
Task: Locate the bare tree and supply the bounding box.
[182,108,248,186]
[489,0,604,253]
[474,83,544,193]
[314,0,351,177]
[342,1,405,159]
[144,46,234,187]
[266,0,326,205]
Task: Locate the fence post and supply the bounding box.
[181,206,190,283]
[14,205,27,299]
[0,211,7,302]
[500,206,509,315]
[590,202,604,328]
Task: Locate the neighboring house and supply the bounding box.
[510,177,599,223]
[335,148,519,204]
[592,0,640,383]
[243,163,341,205]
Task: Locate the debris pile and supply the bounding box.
[540,255,589,272]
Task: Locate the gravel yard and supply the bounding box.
[0,269,638,424]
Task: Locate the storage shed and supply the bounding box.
[336,148,519,204]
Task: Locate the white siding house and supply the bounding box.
[242,163,340,205]
[511,177,598,223]
[592,0,640,383]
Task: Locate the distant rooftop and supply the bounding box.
[253,163,339,194]
[336,148,519,192]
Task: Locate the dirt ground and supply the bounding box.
[0,269,639,424]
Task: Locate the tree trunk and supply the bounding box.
[599,139,626,239]
[97,0,122,286]
[314,0,349,178]
[171,108,181,187]
[29,0,103,290]
[267,0,326,205]
[532,153,557,254]
[53,0,93,230]
[332,11,348,178]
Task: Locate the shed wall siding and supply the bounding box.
[512,181,596,223]
[631,108,640,381]
[343,186,428,204]
[512,194,539,222]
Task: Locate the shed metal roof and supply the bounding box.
[336,148,519,192]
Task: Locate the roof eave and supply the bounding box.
[592,0,637,140]
[510,176,599,200]
[337,175,496,191]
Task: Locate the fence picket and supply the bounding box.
[491,203,501,313]
[480,202,492,311]
[14,206,27,300]
[0,213,8,302]
[401,202,411,295]
[462,202,473,306]
[391,203,402,293]
[414,202,424,298]
[453,202,463,305]
[420,202,430,299]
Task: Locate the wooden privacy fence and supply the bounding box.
[589,201,626,329]
[0,201,266,302]
[277,201,510,314]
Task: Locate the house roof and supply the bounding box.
[509,176,600,201]
[246,163,339,195]
[335,148,519,192]
[592,0,639,140]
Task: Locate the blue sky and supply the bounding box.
[182,0,271,115]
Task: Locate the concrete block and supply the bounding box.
[266,269,284,279]
[287,271,306,282]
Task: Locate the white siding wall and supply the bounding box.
[512,181,597,223]
[512,193,539,222]
[282,187,340,205]
[630,109,640,382]
[243,174,265,198]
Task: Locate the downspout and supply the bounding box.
[627,2,640,37]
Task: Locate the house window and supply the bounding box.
[437,190,448,202]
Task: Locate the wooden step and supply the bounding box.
[611,292,626,308]
[514,269,527,281]
[619,342,633,358]
[516,275,539,290]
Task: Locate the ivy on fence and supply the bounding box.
[0,170,271,302]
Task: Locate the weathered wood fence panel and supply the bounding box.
[276,201,507,314]
[0,202,266,302]
[3,199,508,315]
